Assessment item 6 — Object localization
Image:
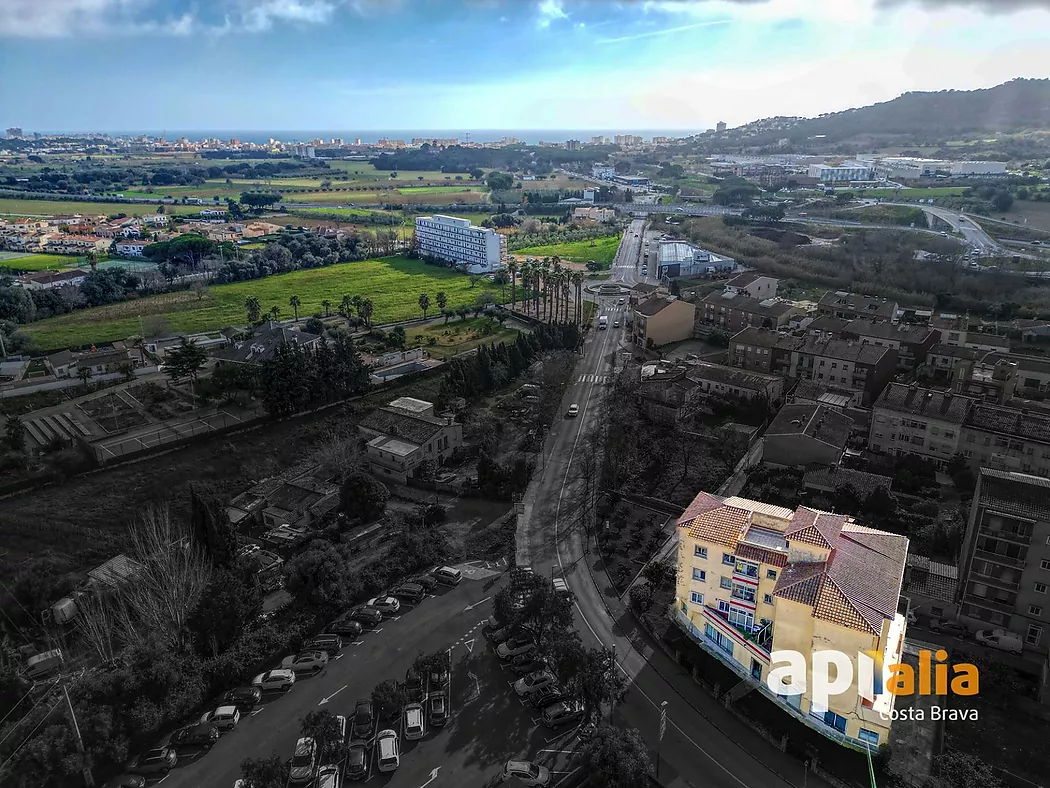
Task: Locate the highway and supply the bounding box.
[518,220,828,788]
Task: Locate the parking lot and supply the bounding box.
[136,562,586,788]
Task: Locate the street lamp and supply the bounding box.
[656,700,668,780]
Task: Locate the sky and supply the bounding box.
[1,0,1049,133]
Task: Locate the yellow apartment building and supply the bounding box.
[673,491,909,751]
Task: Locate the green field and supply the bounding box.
[399,185,487,195]
[860,187,969,199]
[0,253,77,271]
[513,234,622,267]
[283,188,488,205]
[405,316,518,359]
[0,198,202,217]
[23,256,504,351]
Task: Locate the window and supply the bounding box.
[692,568,707,582]
[720,576,733,590]
[858,729,880,746]
[764,594,774,605]
[717,600,731,614]
[824,711,848,733]
[766,569,777,580]
[722,553,735,565]
[1026,624,1043,645]
[694,545,708,559]
[1041,560,1050,571]
[1036,583,1047,594]
[690,591,704,605]
[1029,605,1043,616]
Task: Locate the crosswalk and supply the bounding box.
[577,374,610,385]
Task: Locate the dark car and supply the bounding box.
[511,654,547,676]
[326,616,364,638]
[352,700,375,740]
[930,619,970,638]
[127,746,177,775]
[529,686,568,710]
[345,739,369,780]
[349,606,383,628]
[221,685,262,711]
[428,691,449,727]
[170,722,219,750]
[102,776,146,788]
[405,668,424,703]
[391,582,425,604]
[411,574,438,592]
[305,634,343,657]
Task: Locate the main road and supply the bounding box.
[518,220,828,788]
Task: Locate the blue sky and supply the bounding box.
[1,0,1049,133]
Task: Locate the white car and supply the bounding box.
[975,628,1023,654]
[367,596,401,615]
[288,737,317,785]
[404,702,425,740]
[376,729,400,773]
[497,637,535,660]
[502,760,551,786]
[199,705,240,731]
[281,650,328,673]
[566,404,579,418]
[514,670,555,698]
[315,764,341,788]
[252,669,295,692]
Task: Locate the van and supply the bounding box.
[976,628,1023,654]
[432,566,462,586]
[376,729,400,772]
[24,649,63,680]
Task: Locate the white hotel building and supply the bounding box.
[414,215,506,274]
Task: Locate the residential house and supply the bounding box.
[637,363,699,424]
[43,235,109,255]
[144,214,170,227]
[74,348,138,378]
[684,361,785,404]
[573,206,616,222]
[929,314,1010,352]
[802,466,892,499]
[674,492,908,750]
[114,240,148,257]
[631,296,696,348]
[723,273,778,301]
[226,467,340,531]
[200,209,228,218]
[817,291,897,322]
[958,469,1050,653]
[17,269,89,290]
[788,380,870,433]
[805,316,852,338]
[791,336,896,406]
[869,384,971,468]
[728,327,799,377]
[903,554,959,622]
[629,282,660,305]
[637,360,784,424]
[358,397,463,483]
[699,290,803,334]
[4,233,49,252]
[841,320,939,372]
[44,350,77,378]
[954,352,1050,401]
[213,322,321,366]
[763,404,854,468]
[926,344,980,380]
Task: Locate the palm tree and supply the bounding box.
[244,296,262,323]
[359,298,374,327]
[517,263,530,314]
[572,271,585,323]
[418,292,431,320]
[339,294,352,319]
[289,295,301,322]
[321,299,332,317]
[508,261,518,310]
[128,334,145,364]
[350,294,363,318]
[436,291,447,311]
[78,366,92,390]
[270,305,281,322]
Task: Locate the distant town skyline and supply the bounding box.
[2,0,1048,131]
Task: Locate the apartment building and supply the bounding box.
[414,214,506,273]
[43,235,109,255]
[764,404,854,468]
[699,290,803,334]
[841,319,939,371]
[675,492,908,750]
[723,273,778,301]
[728,327,799,376]
[962,403,1050,478]
[631,296,696,348]
[869,384,970,467]
[817,291,897,322]
[929,314,1010,352]
[959,469,1050,652]
[114,240,148,257]
[791,336,896,406]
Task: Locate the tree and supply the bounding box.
[187,563,262,658]
[304,316,325,336]
[642,556,675,595]
[190,280,209,301]
[142,314,171,338]
[238,755,289,788]
[321,299,332,317]
[289,294,302,322]
[77,365,92,389]
[270,305,281,321]
[371,679,407,722]
[358,298,374,327]
[469,275,481,289]
[435,291,447,311]
[284,540,357,612]
[546,636,626,723]
[240,192,283,211]
[165,337,209,385]
[927,750,1005,788]
[494,570,574,648]
[418,292,431,320]
[485,171,514,191]
[4,413,25,453]
[339,473,390,523]
[580,725,653,788]
[300,710,347,764]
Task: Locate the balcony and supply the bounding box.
[979,525,1032,546]
[973,548,1026,569]
[731,587,757,605]
[733,562,760,583]
[961,592,1016,616]
[970,569,1021,592]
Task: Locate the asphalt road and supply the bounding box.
[517,221,832,788]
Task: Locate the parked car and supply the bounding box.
[200,705,240,731]
[326,616,364,638]
[349,606,383,627]
[102,776,145,788]
[305,634,343,657]
[345,740,369,781]
[497,637,535,660]
[501,760,550,787]
[515,670,555,697]
[367,596,401,615]
[976,628,1023,654]
[429,660,450,691]
[391,583,425,604]
[486,614,502,630]
[252,669,295,692]
[316,764,341,788]
[542,700,585,729]
[510,653,546,676]
[126,746,177,775]
[288,737,318,785]
[432,566,462,586]
[221,685,262,711]
[171,723,219,750]
[411,574,438,592]
[428,691,449,727]
[352,700,375,740]
[552,577,571,599]
[487,626,512,644]
[405,668,424,702]
[404,702,425,740]
[327,715,348,758]
[281,650,328,674]
[529,686,567,710]
[376,729,400,773]
[929,619,969,638]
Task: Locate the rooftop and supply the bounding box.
[976,468,1050,523]
[359,403,452,446]
[796,336,891,366]
[928,343,980,361]
[965,402,1050,445]
[730,326,799,350]
[843,319,934,343]
[684,361,781,391]
[765,404,853,449]
[636,295,678,317]
[701,290,798,319]
[818,290,896,318]
[214,322,320,365]
[367,434,421,457]
[803,465,893,498]
[725,272,774,288]
[874,383,973,424]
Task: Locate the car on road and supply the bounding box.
[316,764,342,788]
[566,404,579,418]
[411,574,438,592]
[288,737,318,785]
[618,298,625,305]
[200,705,240,731]
[376,729,400,773]
[429,691,449,727]
[515,670,555,697]
[529,686,568,710]
[220,685,262,711]
[432,565,463,586]
[976,628,1023,654]
[367,595,401,615]
[305,634,343,657]
[281,650,328,674]
[326,616,364,638]
[252,669,296,692]
[542,700,585,729]
[345,740,369,781]
[404,702,425,740]
[349,605,384,627]
[502,760,551,786]
[102,776,145,788]
[929,619,969,637]
[510,654,547,676]
[352,700,375,740]
[613,319,620,327]
[552,577,572,599]
[497,636,535,660]
[126,746,177,776]
[170,722,219,750]
[391,582,425,604]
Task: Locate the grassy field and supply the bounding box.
[0,253,78,271]
[398,185,486,195]
[283,189,488,205]
[23,256,503,351]
[405,316,518,358]
[860,187,969,199]
[0,198,202,217]
[513,233,622,266]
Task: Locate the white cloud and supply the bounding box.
[597,18,731,44]
[241,0,337,31]
[537,0,569,27]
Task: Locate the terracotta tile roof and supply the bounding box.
[785,508,845,550]
[681,504,750,548]
[676,491,724,528]
[736,543,788,568]
[772,561,823,606]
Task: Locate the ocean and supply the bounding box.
[84,129,702,145]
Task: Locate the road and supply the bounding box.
[518,221,829,788]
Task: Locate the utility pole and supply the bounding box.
[64,684,94,787]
